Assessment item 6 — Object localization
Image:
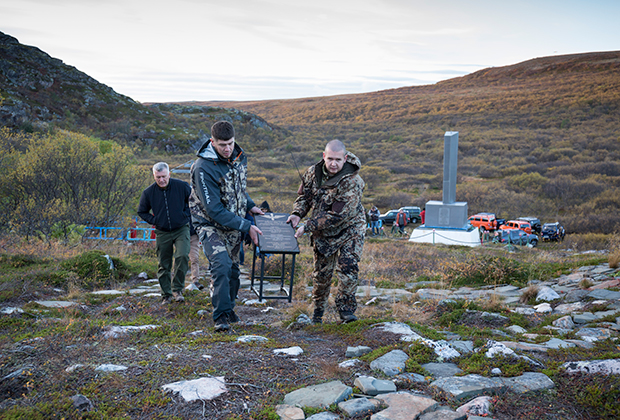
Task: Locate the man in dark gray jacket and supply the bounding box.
[138,162,191,304]
[190,121,263,332]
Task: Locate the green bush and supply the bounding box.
[60,250,129,289]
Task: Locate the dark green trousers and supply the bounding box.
[155,224,190,297]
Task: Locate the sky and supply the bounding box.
[2,0,619,103]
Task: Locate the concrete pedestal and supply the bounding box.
[409,226,481,247]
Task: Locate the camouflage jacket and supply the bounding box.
[190,140,256,233]
[292,152,365,257]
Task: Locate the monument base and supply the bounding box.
[409,226,481,247]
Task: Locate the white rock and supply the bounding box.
[534,303,553,313]
[237,335,269,343]
[338,359,360,368]
[274,346,304,356]
[95,364,128,372]
[536,286,561,301]
[162,376,227,402]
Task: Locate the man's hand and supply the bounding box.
[249,206,264,216]
[286,214,301,228]
[249,225,263,245]
[294,225,305,239]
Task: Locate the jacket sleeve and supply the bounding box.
[193,164,252,233]
[292,169,314,219]
[137,188,155,225]
[304,175,363,234]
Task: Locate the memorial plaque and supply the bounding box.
[254,213,300,254]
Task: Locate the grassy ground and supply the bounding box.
[0,232,618,419]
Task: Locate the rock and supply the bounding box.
[501,372,555,393]
[421,362,463,378]
[372,391,439,420]
[512,307,536,315]
[491,368,502,375]
[536,286,560,301]
[71,394,93,411]
[237,335,269,343]
[544,338,575,349]
[95,364,127,372]
[338,359,360,368]
[449,341,474,354]
[506,325,527,334]
[552,316,575,329]
[354,376,397,395]
[162,376,227,402]
[65,364,85,373]
[563,359,620,375]
[346,345,372,357]
[573,312,597,324]
[338,397,382,417]
[1,306,24,314]
[296,313,312,324]
[370,349,409,376]
[418,409,466,420]
[393,372,427,385]
[576,327,612,341]
[103,324,159,338]
[137,271,148,279]
[456,395,493,416]
[32,300,77,308]
[306,413,340,420]
[534,303,553,313]
[276,404,305,420]
[274,346,303,356]
[588,289,620,300]
[283,380,352,408]
[431,374,505,402]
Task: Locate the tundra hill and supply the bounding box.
[181,51,620,234]
[0,31,283,153]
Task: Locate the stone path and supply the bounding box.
[2,263,619,419]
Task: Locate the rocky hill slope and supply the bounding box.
[0,31,283,152]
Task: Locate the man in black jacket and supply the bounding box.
[190,121,263,332]
[138,162,191,304]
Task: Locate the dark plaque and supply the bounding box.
[254,213,300,254]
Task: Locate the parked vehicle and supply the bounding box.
[468,213,498,232]
[380,209,408,225]
[398,206,421,223]
[517,217,542,234]
[541,222,565,242]
[500,220,533,234]
[493,228,538,247]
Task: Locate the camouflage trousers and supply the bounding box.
[312,234,364,315]
[196,226,242,321]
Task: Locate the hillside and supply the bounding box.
[0,31,283,153]
[1,28,619,233]
[186,51,620,233]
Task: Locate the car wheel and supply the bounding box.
[411,217,418,224]
[529,239,538,248]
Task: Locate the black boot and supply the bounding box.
[312,309,324,324]
[339,311,358,323]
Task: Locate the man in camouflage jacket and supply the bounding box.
[286,140,365,324]
[190,121,263,332]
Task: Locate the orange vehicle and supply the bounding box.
[468,213,498,232]
[500,220,533,234]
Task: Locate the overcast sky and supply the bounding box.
[2,0,619,103]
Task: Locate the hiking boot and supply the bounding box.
[172,292,185,303]
[161,295,172,305]
[214,313,231,332]
[339,311,358,323]
[229,311,240,323]
[312,309,324,324]
[193,281,205,290]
